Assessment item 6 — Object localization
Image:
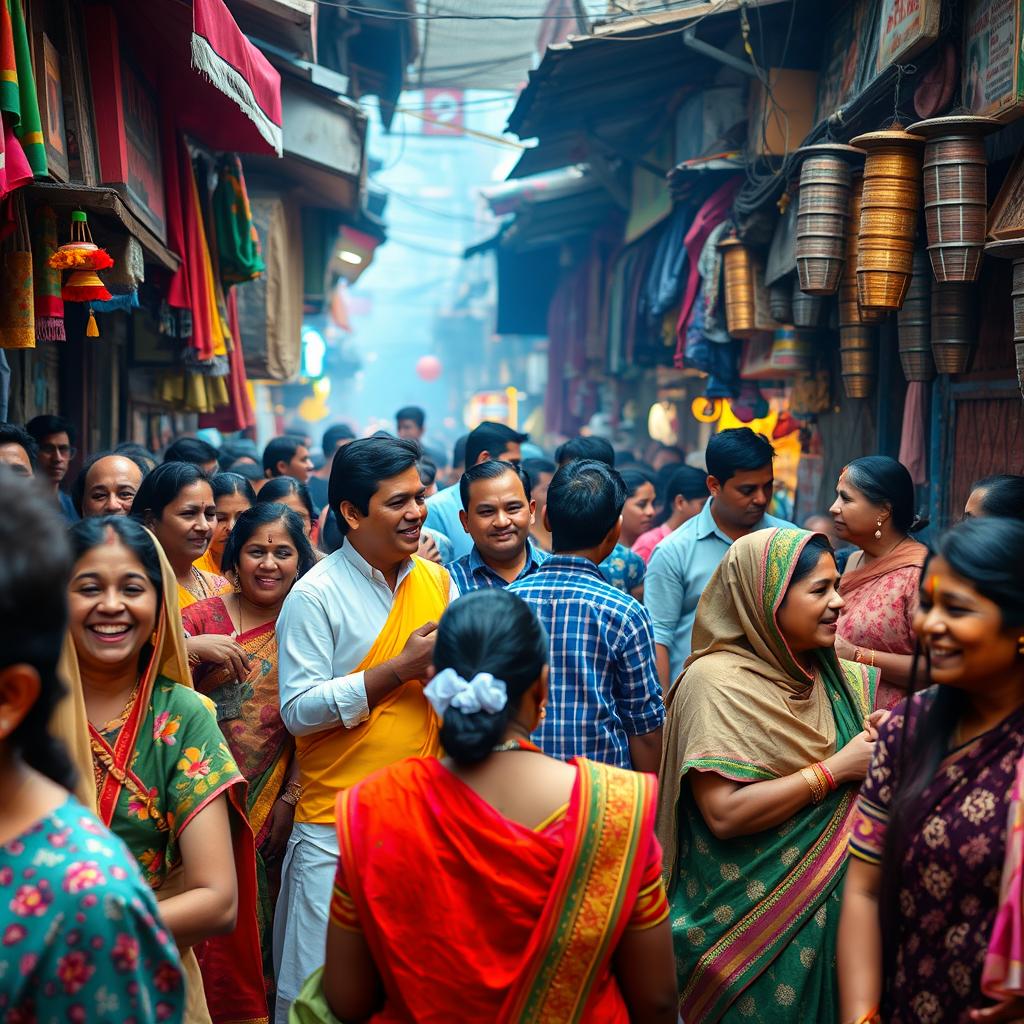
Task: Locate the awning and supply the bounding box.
[111,0,283,156]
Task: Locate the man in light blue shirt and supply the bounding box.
[424,420,526,560]
[645,427,795,687]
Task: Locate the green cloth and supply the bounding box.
[4,0,47,176]
[213,154,264,285]
[289,969,345,1024]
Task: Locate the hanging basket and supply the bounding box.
[792,274,826,328]
[793,143,865,296]
[984,238,1024,396]
[930,280,975,374]
[907,115,999,283]
[850,128,925,313]
[839,324,876,398]
[896,250,935,381]
[719,237,763,338]
[769,278,794,322]
[839,174,886,326]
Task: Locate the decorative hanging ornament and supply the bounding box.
[47,210,114,337]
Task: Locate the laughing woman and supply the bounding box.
[65,516,268,1024]
[657,529,880,1023]
[193,472,256,575]
[182,504,316,994]
[131,462,231,610]
[838,518,1024,1024]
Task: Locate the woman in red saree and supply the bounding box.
[829,457,928,709]
[182,503,316,997]
[300,589,677,1023]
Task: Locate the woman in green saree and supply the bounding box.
[65,516,268,1024]
[656,528,882,1023]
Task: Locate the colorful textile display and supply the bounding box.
[0,193,33,349]
[0,0,45,176]
[214,154,264,284]
[92,235,145,314]
[31,204,64,340]
[199,286,256,431]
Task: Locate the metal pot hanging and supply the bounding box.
[850,128,926,313]
[793,143,865,296]
[792,274,826,328]
[896,250,935,381]
[930,280,976,374]
[838,173,887,326]
[719,236,764,339]
[839,324,877,398]
[907,115,999,283]
[984,238,1024,398]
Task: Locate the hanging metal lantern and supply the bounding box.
[839,324,877,398]
[930,281,975,374]
[719,237,762,338]
[896,250,935,381]
[907,115,999,283]
[838,174,887,326]
[984,238,1024,398]
[793,143,865,296]
[850,128,926,313]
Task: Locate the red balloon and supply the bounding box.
[416,355,442,381]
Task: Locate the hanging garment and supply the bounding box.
[213,154,264,284]
[31,204,64,340]
[0,0,46,176]
[0,194,33,349]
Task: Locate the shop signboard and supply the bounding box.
[877,0,941,71]
[816,0,877,121]
[964,0,1024,123]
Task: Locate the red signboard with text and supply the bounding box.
[421,89,465,136]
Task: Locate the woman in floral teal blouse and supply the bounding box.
[0,469,185,1021]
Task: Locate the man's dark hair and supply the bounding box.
[328,436,421,535]
[263,435,306,476]
[164,436,218,467]
[395,406,425,430]
[0,468,76,789]
[323,423,356,456]
[114,442,158,471]
[217,437,259,471]
[546,459,627,553]
[0,422,37,466]
[554,436,615,468]
[705,428,775,485]
[418,458,438,489]
[231,460,265,483]
[522,457,556,494]
[666,464,710,505]
[452,434,469,470]
[465,422,527,468]
[459,459,531,512]
[26,414,75,445]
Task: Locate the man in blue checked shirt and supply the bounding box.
[445,460,547,593]
[508,459,664,773]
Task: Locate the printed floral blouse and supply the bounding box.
[94,679,243,890]
[0,795,185,1022]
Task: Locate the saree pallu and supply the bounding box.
[332,756,666,1023]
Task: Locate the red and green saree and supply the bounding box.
[657,528,877,1023]
[329,755,668,1023]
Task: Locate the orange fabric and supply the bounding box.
[331,757,664,1024]
[294,556,450,823]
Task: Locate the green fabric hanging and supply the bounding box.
[213,154,264,285]
[4,0,48,176]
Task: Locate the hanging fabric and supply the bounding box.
[213,154,264,285]
[31,205,64,341]
[0,192,33,348]
[1,0,46,176]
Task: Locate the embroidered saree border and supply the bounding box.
[680,789,855,1022]
[505,761,651,1024]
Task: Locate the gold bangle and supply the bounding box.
[800,766,826,804]
[870,649,876,668]
[843,1010,880,1024]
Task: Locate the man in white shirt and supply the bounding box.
[273,435,458,1020]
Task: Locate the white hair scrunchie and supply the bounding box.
[424,668,508,718]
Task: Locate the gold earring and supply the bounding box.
[539,705,547,720]
[1019,635,1024,656]
[874,518,883,540]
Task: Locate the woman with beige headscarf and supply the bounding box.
[61,515,268,1024]
[657,528,882,1023]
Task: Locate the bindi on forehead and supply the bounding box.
[266,534,276,545]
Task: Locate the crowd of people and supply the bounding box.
[0,404,1023,1024]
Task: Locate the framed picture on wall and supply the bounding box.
[34,33,69,182]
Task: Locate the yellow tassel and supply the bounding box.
[86,310,99,337]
